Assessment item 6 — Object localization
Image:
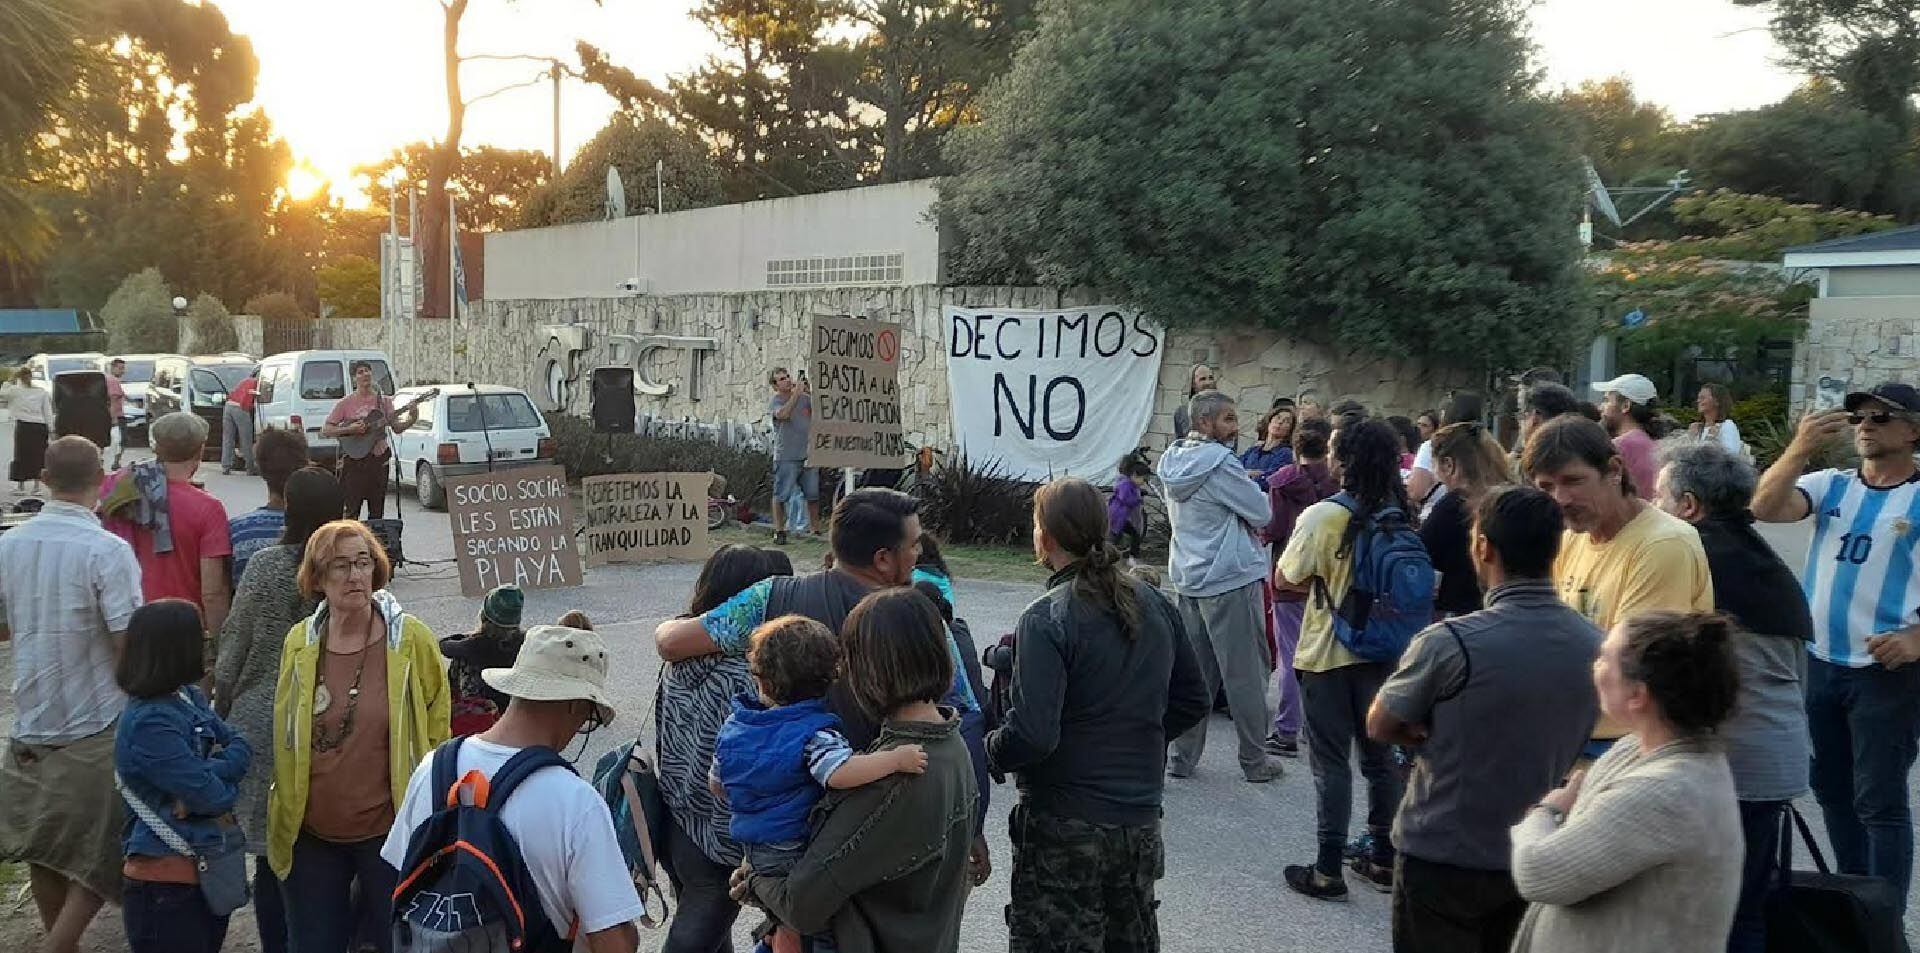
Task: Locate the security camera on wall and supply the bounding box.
[618,277,651,296]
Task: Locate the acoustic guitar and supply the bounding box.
[335,388,439,460]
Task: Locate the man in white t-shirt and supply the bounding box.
[383,624,643,952]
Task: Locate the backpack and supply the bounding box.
[589,742,670,928]
[1312,491,1434,663]
[392,739,572,953]
[982,632,1017,733]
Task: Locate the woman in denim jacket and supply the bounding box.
[115,599,253,953]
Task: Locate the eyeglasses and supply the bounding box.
[1849,412,1900,425]
[326,556,376,577]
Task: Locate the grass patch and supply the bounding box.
[710,525,1049,586]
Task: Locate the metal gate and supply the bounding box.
[260,317,334,356]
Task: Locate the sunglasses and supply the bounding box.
[1849,412,1901,425]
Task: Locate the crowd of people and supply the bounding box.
[0,351,1915,953]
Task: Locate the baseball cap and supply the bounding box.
[482,625,616,722]
[1844,382,1920,414]
[1591,374,1658,405]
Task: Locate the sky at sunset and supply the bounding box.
[209,0,1805,204]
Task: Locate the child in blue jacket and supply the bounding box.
[712,614,928,953]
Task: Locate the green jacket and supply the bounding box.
[267,590,449,877]
[747,712,977,953]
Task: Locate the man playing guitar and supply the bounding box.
[322,360,422,520]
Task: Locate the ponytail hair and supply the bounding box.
[1035,478,1142,637]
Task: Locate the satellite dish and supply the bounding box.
[1582,157,1622,228]
[606,166,627,220]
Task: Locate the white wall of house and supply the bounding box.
[1824,265,1920,298]
[484,180,942,300]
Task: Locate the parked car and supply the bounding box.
[254,349,396,464]
[27,352,105,392]
[145,356,255,461]
[391,384,557,509]
[108,353,188,445]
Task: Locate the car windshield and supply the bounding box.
[446,394,542,432]
[206,364,251,390]
[47,358,98,376]
[115,360,156,382]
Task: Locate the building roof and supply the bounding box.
[1786,225,1920,255]
[1783,225,1920,270]
[0,309,82,335]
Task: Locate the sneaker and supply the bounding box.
[772,530,789,545]
[1242,757,1286,783]
[1344,832,1376,864]
[1283,864,1348,902]
[1167,761,1194,779]
[1263,732,1300,758]
[1347,855,1395,893]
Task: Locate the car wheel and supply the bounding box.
[417,462,445,510]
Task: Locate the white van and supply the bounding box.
[390,385,557,509]
[254,349,396,462]
[27,352,105,391]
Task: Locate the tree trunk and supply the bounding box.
[418,0,469,321]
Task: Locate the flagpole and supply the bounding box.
[448,192,458,384]
[385,188,397,357]
[408,185,419,388]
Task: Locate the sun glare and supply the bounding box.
[285,164,328,202]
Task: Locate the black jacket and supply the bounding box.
[1694,514,1812,641]
[986,566,1208,825]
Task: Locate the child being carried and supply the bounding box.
[711,614,928,953]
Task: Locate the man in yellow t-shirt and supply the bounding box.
[1522,415,1712,748]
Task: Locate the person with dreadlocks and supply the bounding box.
[1277,417,1412,900]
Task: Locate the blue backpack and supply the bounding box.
[1312,492,1435,663]
[391,739,573,953]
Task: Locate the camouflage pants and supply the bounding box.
[1006,803,1164,953]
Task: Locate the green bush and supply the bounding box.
[1746,413,1857,474]
[543,411,772,510]
[186,293,239,353]
[913,454,1038,546]
[1730,392,1788,435]
[101,267,177,353]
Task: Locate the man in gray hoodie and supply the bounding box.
[1158,390,1287,782]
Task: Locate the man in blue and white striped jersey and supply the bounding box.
[1754,381,1920,911]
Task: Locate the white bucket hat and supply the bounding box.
[482,625,616,723]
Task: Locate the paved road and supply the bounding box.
[0,419,1912,951]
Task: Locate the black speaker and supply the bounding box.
[364,518,404,566]
[591,367,636,434]
[52,371,113,447]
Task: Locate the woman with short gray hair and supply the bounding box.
[1654,441,1812,953]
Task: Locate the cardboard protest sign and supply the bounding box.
[580,472,714,566]
[807,315,904,469]
[444,464,583,597]
[946,307,1165,481]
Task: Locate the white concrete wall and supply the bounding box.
[485,180,941,300]
[1826,265,1920,298]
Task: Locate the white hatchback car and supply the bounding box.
[390,384,557,509]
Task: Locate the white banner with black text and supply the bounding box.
[945,306,1164,483]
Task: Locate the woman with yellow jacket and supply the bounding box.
[267,520,448,953]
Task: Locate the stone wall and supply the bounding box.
[1790,295,1920,414]
[204,286,1475,453]
[465,285,1474,451]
